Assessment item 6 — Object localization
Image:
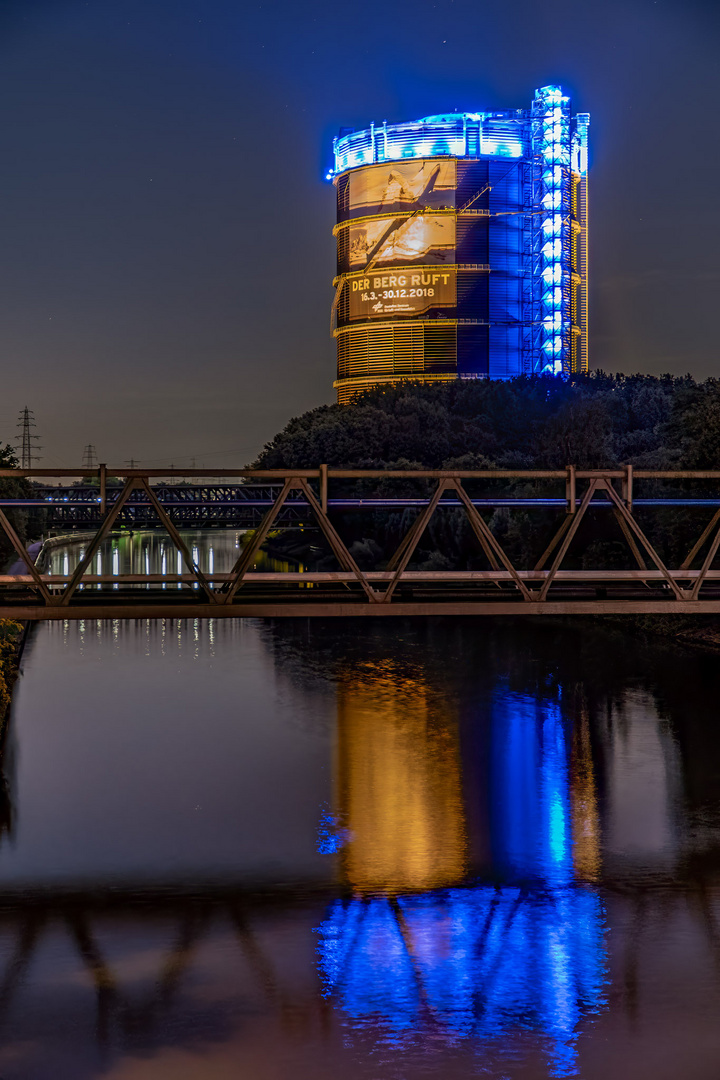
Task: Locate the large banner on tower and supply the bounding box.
[348,159,456,219]
[343,214,455,272]
[345,268,456,321]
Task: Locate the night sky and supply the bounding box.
[1,0,718,467]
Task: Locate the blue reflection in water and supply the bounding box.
[317,887,605,1073]
[317,806,352,854]
[317,694,606,1075]
[492,694,573,885]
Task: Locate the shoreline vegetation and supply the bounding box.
[0,620,23,737]
[251,372,720,647]
[253,371,720,474]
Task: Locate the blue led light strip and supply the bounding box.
[331,114,528,175]
[532,86,572,375]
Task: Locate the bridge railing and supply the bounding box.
[4,465,720,616]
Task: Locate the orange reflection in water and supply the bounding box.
[336,660,466,893]
[570,704,601,881]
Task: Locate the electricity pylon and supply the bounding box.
[82,444,98,469]
[15,407,41,469]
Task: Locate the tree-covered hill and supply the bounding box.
[254,373,720,471]
[252,373,720,576]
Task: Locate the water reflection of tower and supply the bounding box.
[492,691,601,884]
[335,661,466,893]
[570,698,602,881]
[460,688,601,884]
[333,661,603,891]
[320,659,607,1069]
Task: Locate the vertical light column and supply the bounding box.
[532,86,572,375]
[573,114,590,373]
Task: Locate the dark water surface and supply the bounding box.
[2,536,720,1077]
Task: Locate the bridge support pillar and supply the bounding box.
[566,465,576,514]
[622,465,633,511]
[320,464,328,515]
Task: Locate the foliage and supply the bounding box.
[252,373,720,570]
[0,445,37,568]
[0,621,22,717]
[254,373,701,472]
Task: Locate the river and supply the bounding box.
[1,531,720,1078]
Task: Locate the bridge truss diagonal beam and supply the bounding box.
[0,506,54,604]
[59,476,139,605]
[601,479,685,600]
[453,480,533,601]
[534,515,573,572]
[295,477,379,603]
[536,478,687,603]
[137,478,216,603]
[57,478,217,607]
[221,478,298,603]
[381,479,453,603]
[219,475,378,605]
[612,508,648,572]
[682,507,720,571]
[537,480,599,602]
[688,514,720,601]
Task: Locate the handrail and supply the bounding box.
[3,467,720,480]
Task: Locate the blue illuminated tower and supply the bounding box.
[329,86,589,402]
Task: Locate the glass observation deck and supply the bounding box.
[329,91,588,180]
[330,113,528,178]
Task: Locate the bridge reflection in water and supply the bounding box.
[319,664,605,1076]
[43,529,296,589]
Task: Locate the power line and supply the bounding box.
[15,407,41,469]
[137,444,260,466]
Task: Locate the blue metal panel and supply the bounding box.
[486,160,524,378]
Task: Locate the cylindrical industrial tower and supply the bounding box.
[329,85,589,403]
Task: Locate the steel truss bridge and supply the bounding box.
[6,465,720,618]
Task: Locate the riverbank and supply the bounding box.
[607,612,720,651]
[0,620,23,739]
[7,530,149,575]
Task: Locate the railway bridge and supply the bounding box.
[4,465,720,619]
